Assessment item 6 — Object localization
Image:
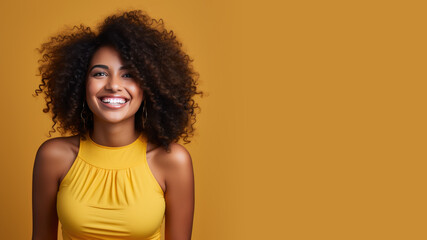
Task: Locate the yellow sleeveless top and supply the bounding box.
[57,133,165,240]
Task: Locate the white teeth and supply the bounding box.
[101,98,126,104]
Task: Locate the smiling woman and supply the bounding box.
[32,10,202,240]
[86,46,144,123]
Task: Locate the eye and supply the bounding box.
[93,72,107,77]
[122,73,133,78]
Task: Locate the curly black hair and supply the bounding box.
[33,10,202,150]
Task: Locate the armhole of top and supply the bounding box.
[144,160,165,195]
[58,136,83,189]
[144,141,165,195]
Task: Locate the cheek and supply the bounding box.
[128,85,144,101]
[86,80,101,98]
[85,80,102,111]
[131,89,144,110]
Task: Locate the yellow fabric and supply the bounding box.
[57,133,165,240]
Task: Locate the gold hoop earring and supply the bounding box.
[142,99,147,129]
[81,101,92,129]
[81,102,87,129]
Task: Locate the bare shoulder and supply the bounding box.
[34,135,80,183]
[36,135,79,160]
[150,143,193,170]
[150,143,194,194]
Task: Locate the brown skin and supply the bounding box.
[32,47,195,240]
[34,10,203,150]
[32,136,194,240]
[32,136,195,240]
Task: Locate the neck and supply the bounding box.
[89,116,141,147]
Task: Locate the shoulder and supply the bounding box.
[148,142,194,188]
[34,135,79,176]
[151,143,193,170]
[36,135,79,160]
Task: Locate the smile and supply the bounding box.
[98,97,129,109]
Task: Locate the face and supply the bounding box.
[86,45,143,125]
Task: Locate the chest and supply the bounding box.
[57,157,165,239]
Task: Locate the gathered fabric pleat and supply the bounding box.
[57,133,165,240]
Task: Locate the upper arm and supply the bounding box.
[163,144,195,240]
[32,139,68,240]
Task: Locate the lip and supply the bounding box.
[97,96,130,109]
[98,95,130,101]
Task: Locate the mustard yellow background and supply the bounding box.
[1,0,426,239]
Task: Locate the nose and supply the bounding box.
[105,73,122,92]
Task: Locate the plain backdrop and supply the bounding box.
[0,0,426,239]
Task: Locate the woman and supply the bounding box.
[32,10,201,240]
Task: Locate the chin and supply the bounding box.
[94,114,135,125]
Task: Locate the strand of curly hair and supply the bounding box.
[33,10,203,150]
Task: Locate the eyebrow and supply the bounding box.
[88,64,130,72]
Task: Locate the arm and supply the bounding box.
[163,144,195,240]
[32,139,66,240]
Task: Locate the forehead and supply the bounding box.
[90,46,124,66]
